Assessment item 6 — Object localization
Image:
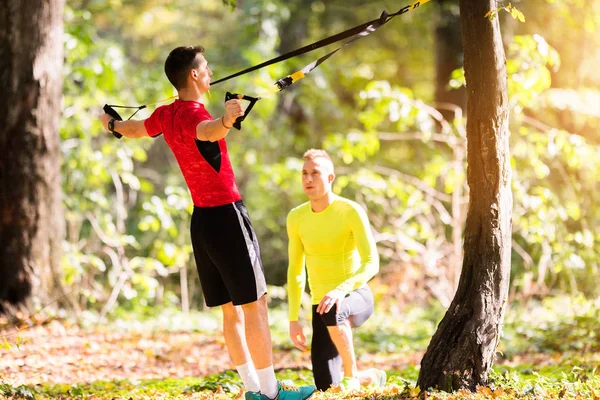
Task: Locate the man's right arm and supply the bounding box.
[195,117,233,142]
[195,97,244,142]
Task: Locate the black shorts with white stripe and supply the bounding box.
[190,200,267,307]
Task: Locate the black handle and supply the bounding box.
[225,92,260,130]
[103,104,123,139]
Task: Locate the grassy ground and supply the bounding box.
[3,364,600,399]
[1,295,599,399]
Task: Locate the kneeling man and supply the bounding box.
[286,149,385,391]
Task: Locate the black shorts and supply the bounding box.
[310,285,375,391]
[190,200,267,307]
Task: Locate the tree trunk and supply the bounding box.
[0,0,65,314]
[417,0,512,392]
[435,0,466,121]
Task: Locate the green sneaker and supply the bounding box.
[245,391,261,400]
[339,376,360,391]
[260,380,316,400]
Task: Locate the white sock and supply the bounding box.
[256,365,278,399]
[236,362,260,393]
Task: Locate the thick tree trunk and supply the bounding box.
[417,0,512,392]
[435,0,466,121]
[0,0,65,313]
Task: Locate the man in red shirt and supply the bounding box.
[100,46,314,400]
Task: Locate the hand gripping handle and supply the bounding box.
[103,104,123,139]
[225,92,260,130]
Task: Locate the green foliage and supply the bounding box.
[38,377,206,399]
[355,302,445,354]
[184,370,242,394]
[507,35,560,108]
[7,363,600,399]
[2,297,600,399]
[444,32,598,298]
[0,383,38,400]
[489,366,600,399]
[501,296,600,357]
[503,35,599,295]
[222,0,237,10]
[485,3,526,22]
[58,0,600,317]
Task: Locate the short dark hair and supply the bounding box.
[164,46,205,90]
[303,149,334,173]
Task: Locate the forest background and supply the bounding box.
[1,0,600,398]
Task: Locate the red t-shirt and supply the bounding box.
[144,100,242,207]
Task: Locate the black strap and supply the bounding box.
[210,14,386,86]
[210,1,426,87]
[217,9,392,130]
[290,10,389,88]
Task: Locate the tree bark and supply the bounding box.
[0,0,65,314]
[417,0,512,392]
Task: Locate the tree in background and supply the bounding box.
[434,0,465,121]
[417,0,512,391]
[0,0,65,314]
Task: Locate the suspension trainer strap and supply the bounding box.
[210,0,431,88]
[215,0,430,129]
[258,9,390,95]
[103,1,430,134]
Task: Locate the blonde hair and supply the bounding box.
[302,149,334,173]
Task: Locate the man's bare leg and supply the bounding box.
[240,295,278,398]
[222,302,260,393]
[222,302,251,364]
[327,322,384,387]
[226,296,316,399]
[240,295,273,368]
[326,321,357,378]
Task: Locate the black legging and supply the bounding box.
[310,285,374,391]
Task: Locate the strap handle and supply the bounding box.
[103,104,124,139]
[103,96,176,139]
[225,92,260,130]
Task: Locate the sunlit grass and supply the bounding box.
[2,295,600,399]
[4,363,600,399]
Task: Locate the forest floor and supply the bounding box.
[1,297,599,399]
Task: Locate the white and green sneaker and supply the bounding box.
[366,368,387,387]
[339,377,360,391]
[260,380,315,400]
[245,391,262,400]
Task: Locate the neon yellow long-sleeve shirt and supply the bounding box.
[286,195,379,321]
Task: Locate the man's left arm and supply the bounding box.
[335,204,379,294]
